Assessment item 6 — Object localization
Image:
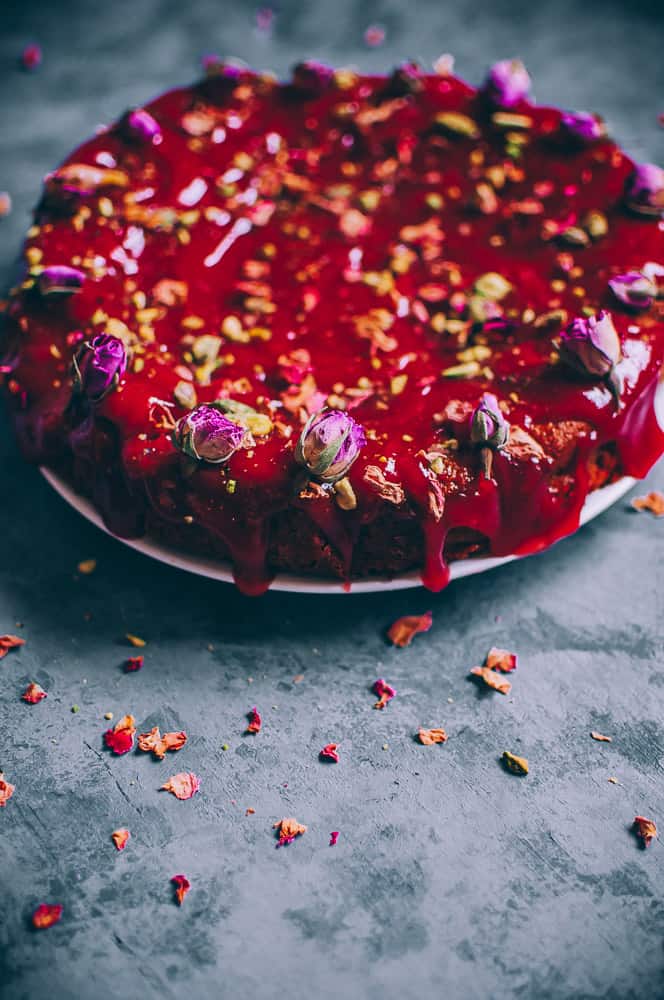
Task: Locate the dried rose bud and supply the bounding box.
[608,271,657,311]
[74,334,127,403]
[483,59,531,107]
[624,163,664,217]
[125,107,161,142]
[470,393,509,449]
[560,111,606,143]
[172,403,245,464]
[295,409,366,483]
[559,311,622,401]
[291,60,335,96]
[37,265,85,297]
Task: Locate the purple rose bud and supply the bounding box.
[172,403,245,464]
[295,409,366,483]
[125,108,161,142]
[624,163,664,217]
[37,265,85,297]
[608,271,657,311]
[291,61,335,97]
[470,393,509,449]
[74,334,127,403]
[561,111,606,144]
[483,59,531,107]
[559,311,622,402]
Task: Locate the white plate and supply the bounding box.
[41,467,637,593]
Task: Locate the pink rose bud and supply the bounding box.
[74,334,127,403]
[125,108,161,142]
[608,271,657,311]
[470,393,509,449]
[37,265,85,296]
[560,111,606,144]
[559,311,622,402]
[295,409,366,483]
[172,403,245,464]
[624,163,664,217]
[483,59,531,107]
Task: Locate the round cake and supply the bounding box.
[2,59,663,594]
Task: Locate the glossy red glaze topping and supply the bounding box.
[3,62,664,593]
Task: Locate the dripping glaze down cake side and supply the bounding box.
[2,58,664,594]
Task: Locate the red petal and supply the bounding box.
[171,874,191,905]
[111,828,130,851]
[161,772,200,800]
[246,706,262,733]
[387,611,432,647]
[0,634,25,659]
[22,682,47,704]
[32,903,62,929]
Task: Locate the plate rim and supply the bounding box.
[40,468,637,594]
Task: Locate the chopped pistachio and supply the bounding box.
[192,334,222,365]
[441,360,482,379]
[434,111,480,139]
[582,210,608,240]
[474,272,513,301]
[390,374,408,396]
[559,226,590,247]
[491,111,533,130]
[174,380,197,409]
[333,477,358,510]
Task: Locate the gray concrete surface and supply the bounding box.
[0,1,663,997]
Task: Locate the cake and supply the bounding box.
[2,58,663,594]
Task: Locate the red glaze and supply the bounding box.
[3,63,664,593]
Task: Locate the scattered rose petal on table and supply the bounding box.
[161,772,200,800]
[470,666,512,695]
[245,706,262,734]
[387,611,432,647]
[32,904,62,929]
[329,831,339,846]
[633,815,657,847]
[0,192,12,218]
[21,43,42,71]
[373,678,397,710]
[171,874,191,905]
[590,731,612,742]
[485,647,517,672]
[137,726,187,760]
[77,559,96,575]
[111,828,130,851]
[631,491,664,517]
[125,633,146,647]
[124,656,143,672]
[21,682,47,704]
[274,817,307,846]
[417,727,448,745]
[0,635,25,659]
[0,772,15,806]
[319,743,339,763]
[103,714,136,755]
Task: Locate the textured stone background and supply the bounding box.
[1,1,663,998]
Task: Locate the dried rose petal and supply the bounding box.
[161,772,200,800]
[125,108,161,142]
[21,44,42,71]
[364,24,386,47]
[329,831,339,846]
[631,491,664,517]
[561,111,606,143]
[608,271,657,311]
[125,656,143,672]
[111,828,130,851]
[103,714,136,755]
[246,706,262,734]
[172,874,191,905]
[633,815,657,847]
[0,192,12,218]
[417,727,448,745]
[319,743,339,763]
[470,666,512,695]
[387,611,433,647]
[32,903,62,930]
[373,678,397,710]
[22,682,47,704]
[274,817,307,846]
[0,635,25,659]
[502,751,529,775]
[137,726,187,760]
[0,773,15,806]
[32,903,62,929]
[483,59,531,107]
[485,647,517,672]
[590,731,612,742]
